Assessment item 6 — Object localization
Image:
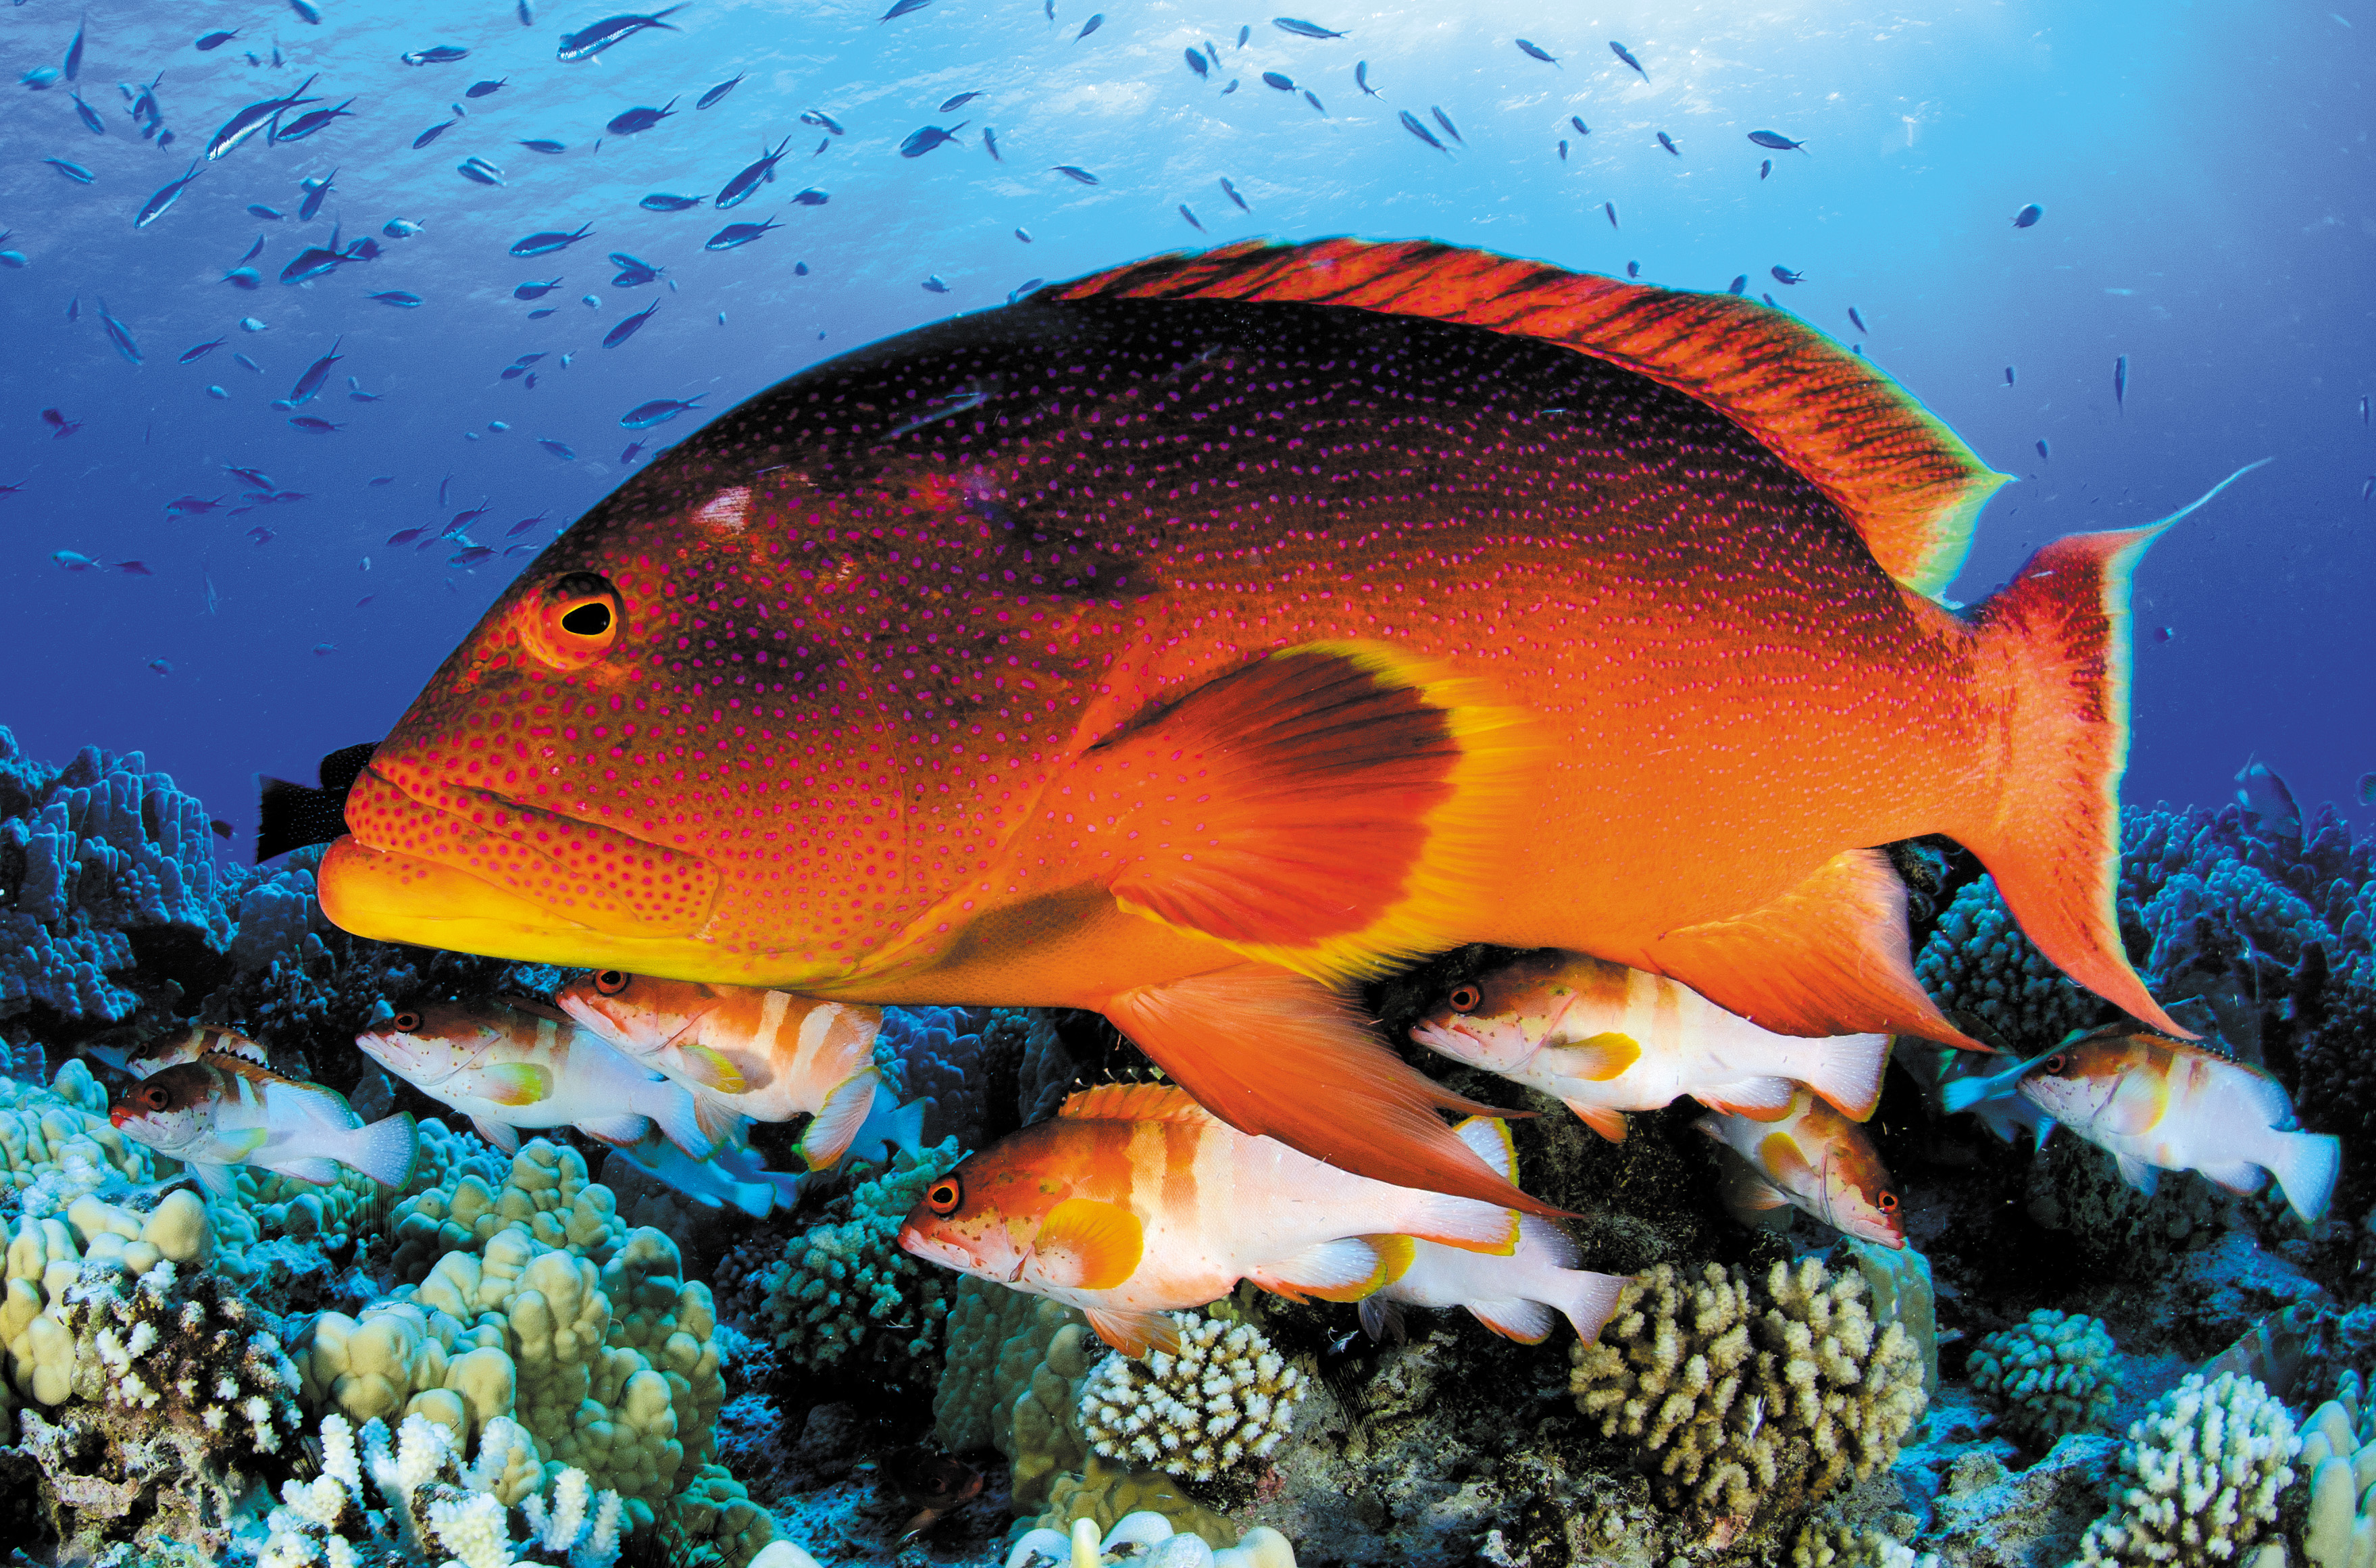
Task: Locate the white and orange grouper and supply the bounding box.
[897,1082,1520,1357]
[1358,1117,1628,1346]
[108,1040,419,1198]
[1411,949,1890,1142]
[552,968,887,1167]
[1696,1088,1905,1248]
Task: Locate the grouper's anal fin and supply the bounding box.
[1640,847,1986,1053]
[1103,965,1568,1219]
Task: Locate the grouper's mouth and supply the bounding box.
[316,761,725,971]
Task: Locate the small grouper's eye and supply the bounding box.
[525,571,623,669]
[925,1175,964,1215]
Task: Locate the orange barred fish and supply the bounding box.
[313,236,2238,1212]
[896,1083,1520,1356]
[1696,1088,1904,1248]
[109,1045,419,1197]
[553,969,887,1167]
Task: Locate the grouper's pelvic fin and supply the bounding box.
[1104,964,1569,1219]
[1954,461,2267,1041]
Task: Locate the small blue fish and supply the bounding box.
[514,278,563,299]
[1557,139,1567,160]
[802,109,847,135]
[705,216,779,250]
[940,91,982,113]
[1262,70,1295,91]
[290,415,341,433]
[1304,88,1325,113]
[196,29,240,50]
[1220,176,1248,211]
[717,136,792,207]
[792,187,828,206]
[1604,200,1618,228]
[290,0,322,23]
[401,45,471,66]
[71,91,104,134]
[699,75,744,110]
[983,126,1001,160]
[1770,264,1803,284]
[1748,130,1805,152]
[279,243,347,284]
[609,251,663,286]
[277,100,356,141]
[1356,61,1377,95]
[557,7,682,61]
[2234,756,2302,838]
[63,18,84,81]
[1571,116,1589,136]
[921,275,950,293]
[880,0,932,18]
[96,299,141,364]
[1274,16,1343,38]
[449,546,495,566]
[537,440,574,461]
[248,204,285,220]
[1609,40,1646,78]
[1761,158,1772,179]
[1052,163,1099,184]
[1186,48,1209,79]
[234,351,261,370]
[517,138,567,154]
[620,395,703,429]
[511,223,594,257]
[384,218,425,238]
[370,290,423,307]
[640,193,705,211]
[2035,437,2050,461]
[299,170,336,222]
[1848,305,1868,334]
[2012,202,2044,228]
[1626,261,1640,278]
[1399,110,1445,153]
[1727,275,1746,295]
[47,158,97,183]
[179,338,225,363]
[466,78,508,98]
[606,99,676,136]
[1238,24,1250,45]
[1076,11,1103,40]
[206,385,228,399]
[22,68,62,91]
[458,158,505,186]
[413,119,458,150]
[208,74,320,161]
[2114,354,2128,413]
[1178,203,1204,232]
[1432,106,1463,144]
[901,122,968,157]
[1015,226,1032,241]
[1515,39,1557,64]
[223,267,262,288]
[1657,130,1678,155]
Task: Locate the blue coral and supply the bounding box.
[874,1005,996,1146]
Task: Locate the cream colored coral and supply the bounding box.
[1792,1519,1941,1568]
[1077,1313,1305,1484]
[389,1138,624,1282]
[2299,1371,2376,1568]
[3,1186,217,1407]
[2075,1371,2298,1567]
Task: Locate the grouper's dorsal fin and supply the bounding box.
[1058,1082,1213,1123]
[1048,237,2008,599]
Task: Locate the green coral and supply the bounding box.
[934,1274,1054,1454]
[387,1135,623,1283]
[1967,1309,2119,1446]
[2074,1371,2298,1567]
[754,1138,961,1385]
[1569,1257,1927,1518]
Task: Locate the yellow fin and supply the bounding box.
[1033,1197,1144,1290]
[1549,1032,1640,1083]
[675,1042,748,1095]
[472,1061,553,1107]
[1756,1130,1818,1189]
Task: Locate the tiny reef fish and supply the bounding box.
[554,969,890,1165]
[355,997,711,1155]
[1696,1087,1904,1247]
[1412,949,1890,1141]
[109,1036,420,1196]
[898,1084,1521,1357]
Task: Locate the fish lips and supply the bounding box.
[320,763,723,955]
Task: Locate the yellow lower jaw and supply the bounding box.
[318,838,726,974]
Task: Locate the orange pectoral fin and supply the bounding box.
[1104,965,1566,1219]
[1561,1101,1631,1142]
[1084,1305,1185,1360]
[1083,642,1541,986]
[1032,1198,1144,1291]
[1643,849,1986,1051]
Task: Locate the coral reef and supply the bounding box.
[1077,1313,1306,1485]
[1791,1519,1942,1568]
[2297,1374,2376,1568]
[2071,1371,2298,1567]
[1006,1511,1299,1568]
[1966,1309,2119,1446]
[1568,1257,1926,1517]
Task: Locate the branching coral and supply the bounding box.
[1569,1258,1927,1517]
[1077,1313,1306,1484]
[2073,1371,2298,1567]
[1791,1520,1940,1568]
[1967,1309,2119,1446]
[753,1138,961,1387]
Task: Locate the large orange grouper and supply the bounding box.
[317,237,2216,1213]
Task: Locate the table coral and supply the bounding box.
[2073,1371,2298,1567]
[1568,1257,1927,1518]
[1077,1313,1307,1485]
[1967,1309,2119,1446]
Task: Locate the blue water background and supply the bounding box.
[1,0,2369,847]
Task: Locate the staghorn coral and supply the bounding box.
[259,1409,624,1568]
[2073,1371,2298,1567]
[1077,1313,1306,1485]
[753,1138,962,1388]
[1966,1309,2119,1446]
[1569,1257,1927,1518]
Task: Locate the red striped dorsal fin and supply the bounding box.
[1048,237,2007,599]
[1059,1082,1214,1123]
[201,1047,301,1087]
[203,1028,273,1067]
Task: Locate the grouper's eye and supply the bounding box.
[925,1175,963,1215]
[392,1010,423,1032]
[1447,984,1482,1014]
[593,969,631,995]
[140,1084,170,1111]
[524,571,622,670]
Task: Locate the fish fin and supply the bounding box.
[274,1157,345,1186]
[1545,1266,1631,1343]
[2194,1160,2270,1197]
[2260,1132,2342,1226]
[1051,237,2004,596]
[1939,1055,2040,1115]
[638,1082,711,1159]
[1718,1163,1799,1232]
[1090,641,1541,985]
[576,1112,653,1147]
[1084,1305,1184,1360]
[671,1042,747,1094]
[1697,1078,1800,1121]
[1641,848,1988,1051]
[846,1094,930,1167]
[1248,1236,1406,1304]
[470,1115,521,1154]
[1796,1033,1892,1123]
[691,1091,747,1146]
[1059,1083,1215,1123]
[797,1067,884,1171]
[1371,1232,1417,1287]
[342,1111,419,1188]
[1031,1198,1144,1290]
[2113,1152,2160,1196]
[268,1078,363,1132]
[1105,965,1563,1218]
[1466,1298,1557,1345]
[474,1061,553,1107]
[1358,1294,1406,1344]
[1756,1130,1820,1190]
[1451,1116,1517,1182]
[1542,1032,1640,1083]
[1561,1101,1630,1142]
[1956,492,2277,1042]
[189,1161,240,1200]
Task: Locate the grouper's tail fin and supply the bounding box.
[1956,461,2268,1038]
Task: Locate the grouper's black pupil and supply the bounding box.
[562,602,612,636]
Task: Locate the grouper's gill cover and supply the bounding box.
[321,236,2190,1211]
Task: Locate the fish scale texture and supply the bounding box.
[2073,1371,2298,1567]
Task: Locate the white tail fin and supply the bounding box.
[2263,1130,2342,1225]
[1545,1265,1629,1342]
[342,1111,420,1188]
[640,1080,713,1159]
[1792,1032,1892,1121]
